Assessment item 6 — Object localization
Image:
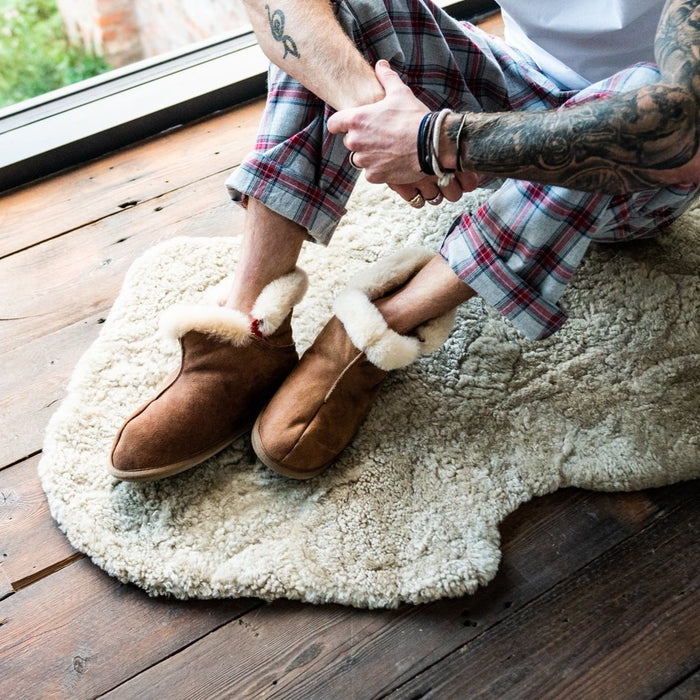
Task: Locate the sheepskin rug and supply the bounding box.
[39,179,700,608]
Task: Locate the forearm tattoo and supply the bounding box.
[265,5,300,59]
[448,0,700,193]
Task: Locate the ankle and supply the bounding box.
[374,293,418,336]
[226,198,307,312]
[374,255,475,335]
[225,283,258,314]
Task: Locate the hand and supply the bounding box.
[329,60,481,197]
[328,60,429,184]
[389,171,481,208]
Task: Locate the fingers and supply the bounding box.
[373,59,406,94]
[439,177,464,202]
[388,184,428,209]
[328,108,351,135]
[455,170,479,193]
[389,183,422,204]
[390,167,482,208]
[328,60,407,136]
[389,179,446,208]
[408,193,426,209]
[348,151,363,170]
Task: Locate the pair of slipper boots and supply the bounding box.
[109,248,456,482]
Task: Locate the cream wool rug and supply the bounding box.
[39,179,700,608]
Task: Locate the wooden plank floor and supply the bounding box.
[1,14,699,699]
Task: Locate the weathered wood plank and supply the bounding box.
[99,484,695,699]
[272,486,697,699]
[0,169,245,358]
[0,557,258,700]
[477,11,505,38]
[0,100,264,258]
[0,314,104,468]
[661,668,700,699]
[0,564,13,601]
[0,188,244,466]
[101,601,380,700]
[0,455,79,591]
[393,493,700,700]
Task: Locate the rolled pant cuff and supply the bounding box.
[440,228,568,341]
[225,159,350,246]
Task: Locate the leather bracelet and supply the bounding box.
[417,111,437,176]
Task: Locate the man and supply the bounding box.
[109,0,700,482]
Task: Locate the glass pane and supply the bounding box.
[0,0,251,109]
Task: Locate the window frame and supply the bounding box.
[0,0,497,192]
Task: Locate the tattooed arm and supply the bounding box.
[439,0,700,192]
[240,0,383,110]
[330,0,700,193]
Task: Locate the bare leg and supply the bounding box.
[226,200,473,332]
[226,198,307,313]
[375,255,475,334]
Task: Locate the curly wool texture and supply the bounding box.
[39,179,700,608]
[333,247,456,371]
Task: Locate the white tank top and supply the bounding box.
[497,0,665,89]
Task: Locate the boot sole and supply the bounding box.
[251,415,330,480]
[107,427,250,482]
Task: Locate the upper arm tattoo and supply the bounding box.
[655,0,700,91]
[450,0,700,193]
[265,5,300,59]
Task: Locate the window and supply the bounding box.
[0,0,497,191]
[0,0,254,109]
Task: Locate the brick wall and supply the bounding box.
[57,0,143,67]
[134,0,249,57]
[56,0,249,68]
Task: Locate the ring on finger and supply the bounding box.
[348,151,362,170]
[427,192,444,205]
[408,193,424,208]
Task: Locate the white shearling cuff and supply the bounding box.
[334,248,456,371]
[159,305,251,345]
[160,267,308,344]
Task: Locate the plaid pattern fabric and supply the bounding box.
[440,62,699,338]
[226,0,699,339]
[227,0,515,241]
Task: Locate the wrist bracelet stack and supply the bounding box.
[417,108,461,187]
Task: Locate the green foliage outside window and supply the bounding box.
[0,0,110,108]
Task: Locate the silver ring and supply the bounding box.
[348,151,362,170]
[408,193,424,209]
[427,192,444,205]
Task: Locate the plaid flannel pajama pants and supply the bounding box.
[226,0,699,339]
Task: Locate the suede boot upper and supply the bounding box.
[109,268,307,481]
[252,249,456,479]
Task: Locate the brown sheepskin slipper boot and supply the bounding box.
[251,249,456,479]
[109,268,308,482]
